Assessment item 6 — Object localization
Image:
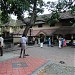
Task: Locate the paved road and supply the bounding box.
[1,44,75,67]
[0,44,75,75]
[26,45,75,67]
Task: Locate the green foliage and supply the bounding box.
[0,10,1,25]
[1,11,9,24]
[48,11,60,26]
[7,0,30,13]
[1,0,44,24]
[1,0,30,23]
[44,0,75,26]
[43,11,60,26]
[56,0,67,11]
[51,11,60,20]
[71,5,75,15]
[72,23,75,28]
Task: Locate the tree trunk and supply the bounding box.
[23,24,31,36]
[23,0,37,36]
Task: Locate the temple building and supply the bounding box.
[26,12,75,45]
[0,12,75,45]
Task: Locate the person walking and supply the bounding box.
[0,35,4,56]
[19,34,27,58]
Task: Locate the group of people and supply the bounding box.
[38,36,67,49]
[39,37,52,48]
[0,34,67,57]
[58,37,67,48]
[0,34,28,58]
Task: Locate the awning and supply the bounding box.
[27,29,56,36]
[27,30,39,36]
[42,29,56,36]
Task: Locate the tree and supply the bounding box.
[1,0,44,36]
[0,1,1,25]
[43,11,59,26]
[44,0,75,26]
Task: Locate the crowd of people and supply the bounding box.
[35,36,67,48]
[26,36,67,48]
[0,34,74,57]
[29,36,67,48]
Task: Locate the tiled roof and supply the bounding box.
[27,30,39,36]
[54,26,74,34]
[27,29,56,36]
[15,12,74,26]
[41,29,56,36]
[59,12,74,19]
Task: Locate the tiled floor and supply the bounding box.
[0,56,47,75]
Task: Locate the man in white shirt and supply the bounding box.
[19,34,27,58]
[0,35,4,56]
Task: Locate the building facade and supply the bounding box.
[0,12,75,45]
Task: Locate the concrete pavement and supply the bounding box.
[0,44,75,75]
[26,45,75,67]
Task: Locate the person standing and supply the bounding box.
[40,37,44,48]
[33,37,35,45]
[0,35,4,56]
[63,39,67,47]
[48,37,51,46]
[19,34,27,58]
[58,37,62,48]
[38,37,40,45]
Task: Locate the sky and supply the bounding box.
[11,0,58,20]
[43,0,58,14]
